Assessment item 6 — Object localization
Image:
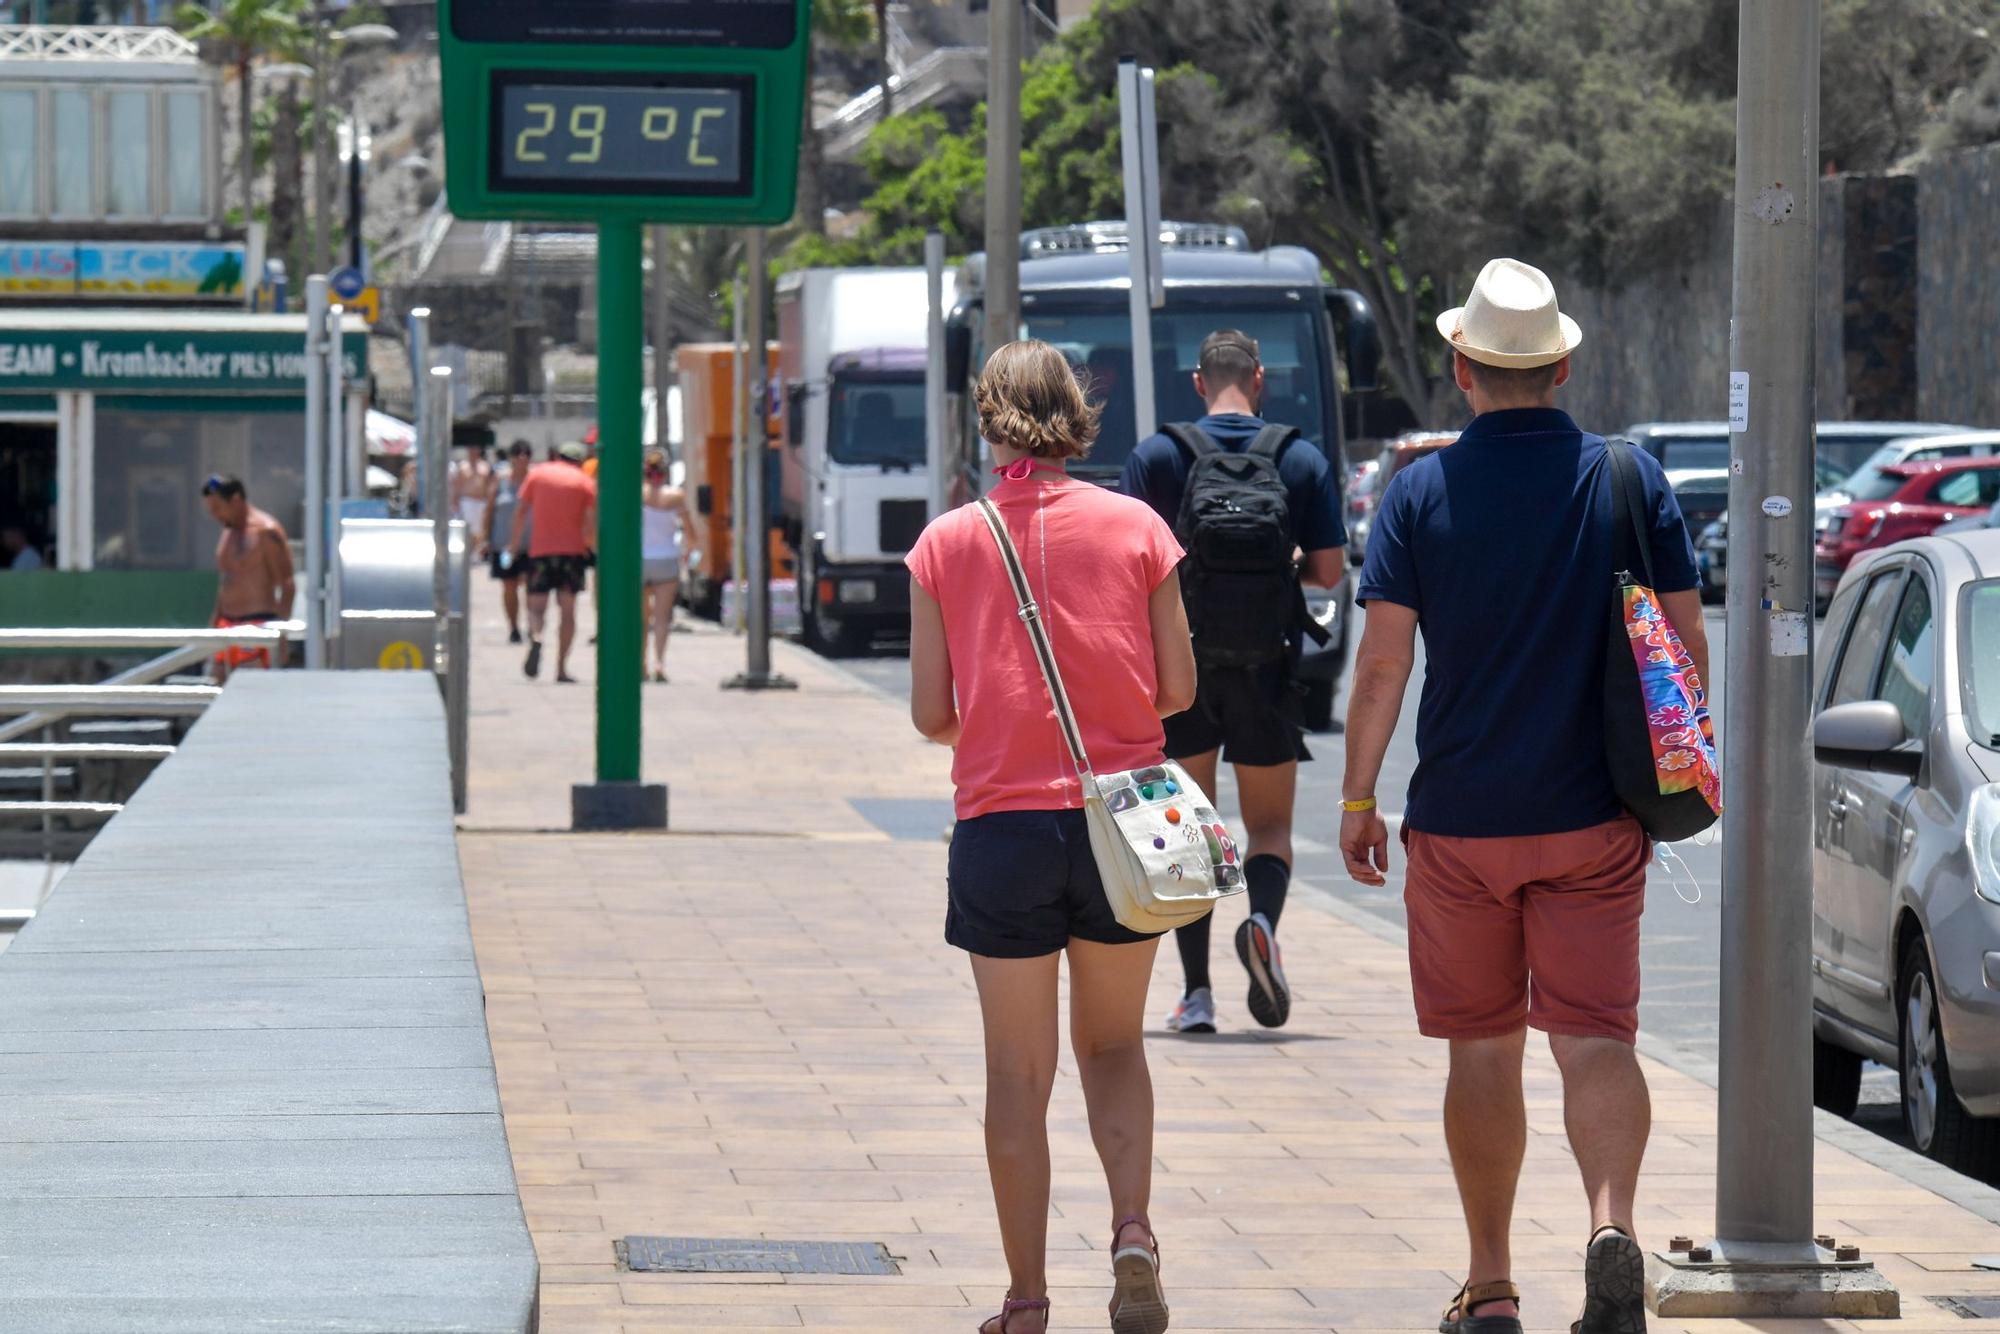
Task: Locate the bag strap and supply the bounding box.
[1247,423,1301,460]
[1605,440,1659,588]
[975,498,1094,777]
[1161,422,1221,460]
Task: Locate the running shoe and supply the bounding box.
[1236,912,1291,1028]
[509,628,523,644]
[1164,986,1216,1034]
[524,640,542,679]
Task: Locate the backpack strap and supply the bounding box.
[1160,422,1221,460]
[1605,440,1659,588]
[1247,423,1302,460]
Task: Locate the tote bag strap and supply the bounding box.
[975,497,1094,778]
[1605,440,1659,587]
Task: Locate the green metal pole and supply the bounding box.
[595,218,643,783]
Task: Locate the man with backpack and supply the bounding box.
[1120,329,1347,1035]
[1341,259,1705,1334]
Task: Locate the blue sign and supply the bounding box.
[329,266,366,301]
[0,243,247,301]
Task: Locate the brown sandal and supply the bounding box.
[1441,1280,1522,1334]
[979,1295,1049,1333]
[1109,1215,1169,1334]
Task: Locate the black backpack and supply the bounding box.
[1163,422,1304,669]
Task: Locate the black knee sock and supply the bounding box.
[1244,854,1291,931]
[1174,912,1213,996]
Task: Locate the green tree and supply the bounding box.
[174,0,306,226]
[797,0,878,235]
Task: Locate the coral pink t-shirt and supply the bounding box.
[907,471,1185,821]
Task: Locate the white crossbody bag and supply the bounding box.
[976,497,1246,933]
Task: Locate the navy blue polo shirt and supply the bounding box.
[1357,408,1699,838]
[1119,413,1348,552]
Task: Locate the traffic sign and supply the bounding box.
[329,266,365,300]
[436,0,810,226]
[351,285,382,325]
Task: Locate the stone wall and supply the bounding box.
[1918,142,2000,429]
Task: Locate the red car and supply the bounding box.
[1815,457,2000,602]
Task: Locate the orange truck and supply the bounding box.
[673,342,789,619]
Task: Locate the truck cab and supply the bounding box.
[942,222,1379,725]
[776,267,954,654]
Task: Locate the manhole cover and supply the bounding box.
[1931,1297,2000,1319]
[617,1236,902,1276]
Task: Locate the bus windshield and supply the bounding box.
[1023,303,1331,473]
[827,374,926,468]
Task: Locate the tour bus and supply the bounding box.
[942,221,1380,727]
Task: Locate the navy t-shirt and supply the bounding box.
[1119,413,1348,552]
[1357,408,1699,838]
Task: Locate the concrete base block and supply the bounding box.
[1649,1248,1900,1319]
[571,782,668,831]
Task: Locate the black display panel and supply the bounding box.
[489,73,755,196]
[452,0,796,49]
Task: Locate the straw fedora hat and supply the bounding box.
[1435,258,1583,369]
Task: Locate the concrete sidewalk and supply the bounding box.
[457,597,2000,1332]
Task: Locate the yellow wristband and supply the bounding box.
[1342,797,1377,813]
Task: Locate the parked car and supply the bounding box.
[1815,458,2000,605]
[1809,530,2000,1172]
[1940,501,2000,536]
[1352,431,1454,558]
[1668,468,1730,538]
[1818,429,2000,527]
[1674,421,1971,600]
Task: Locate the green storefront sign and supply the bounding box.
[0,328,366,394]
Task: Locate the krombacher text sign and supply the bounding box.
[0,327,366,393]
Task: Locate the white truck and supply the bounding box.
[775,266,952,654]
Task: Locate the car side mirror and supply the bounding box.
[1326,288,1381,394]
[1814,700,1923,778]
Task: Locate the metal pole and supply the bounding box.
[428,365,452,676]
[326,302,346,555]
[347,109,365,272]
[303,275,328,670]
[1717,0,1820,1248]
[924,232,948,520]
[409,307,431,515]
[1119,60,1163,442]
[730,277,748,633]
[594,219,645,782]
[311,17,331,278]
[651,224,674,457]
[981,0,1022,363]
[724,233,794,692]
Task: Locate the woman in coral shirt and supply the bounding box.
[907,341,1196,1334]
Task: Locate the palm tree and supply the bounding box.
[174,0,305,225]
[873,0,892,120]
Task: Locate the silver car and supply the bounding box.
[1811,530,2000,1172]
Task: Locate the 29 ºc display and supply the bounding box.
[489,76,753,196]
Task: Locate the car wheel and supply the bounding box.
[1899,933,2000,1174]
[1812,1036,1862,1117]
[1301,679,1336,733]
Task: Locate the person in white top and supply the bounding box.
[640,448,692,683]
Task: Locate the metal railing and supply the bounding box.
[0,24,199,62]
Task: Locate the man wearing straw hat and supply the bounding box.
[1338,259,1706,1334]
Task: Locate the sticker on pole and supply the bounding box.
[379,640,426,669]
[1769,611,1808,657]
[1729,372,1750,432]
[1761,496,1793,518]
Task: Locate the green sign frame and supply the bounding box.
[437,0,810,226]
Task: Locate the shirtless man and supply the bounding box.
[202,475,295,681]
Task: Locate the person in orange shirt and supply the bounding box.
[511,441,598,683]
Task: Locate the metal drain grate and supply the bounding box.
[1930,1296,2000,1319]
[617,1236,902,1276]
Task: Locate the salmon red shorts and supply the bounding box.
[1402,816,1650,1044]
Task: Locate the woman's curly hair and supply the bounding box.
[974,340,1102,460]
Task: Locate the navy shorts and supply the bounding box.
[946,809,1161,958]
[1163,661,1311,767]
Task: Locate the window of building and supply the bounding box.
[94,408,307,571]
[105,88,154,218]
[0,90,36,216]
[163,90,206,218]
[49,87,94,218]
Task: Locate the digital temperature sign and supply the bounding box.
[491,77,752,195]
[438,0,807,224]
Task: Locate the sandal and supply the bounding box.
[1109,1215,1169,1334]
[978,1295,1049,1333]
[1441,1280,1522,1334]
[1573,1224,1647,1334]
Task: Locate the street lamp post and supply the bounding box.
[309,19,396,277]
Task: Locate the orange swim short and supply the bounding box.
[213,613,276,672]
[1402,815,1650,1044]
